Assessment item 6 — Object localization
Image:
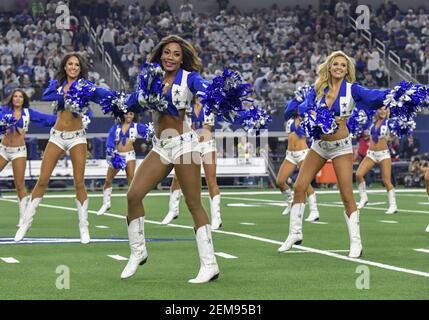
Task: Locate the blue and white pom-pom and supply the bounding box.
[107,148,127,170]
[301,104,338,140]
[137,63,168,113]
[347,108,376,138]
[235,105,272,132]
[387,115,416,138]
[294,84,313,103]
[64,79,96,117]
[201,69,252,123]
[99,91,129,120]
[139,122,155,140]
[0,114,16,134]
[384,81,429,118]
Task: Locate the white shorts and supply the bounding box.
[285,149,309,166]
[311,136,353,160]
[199,139,217,156]
[49,128,87,151]
[0,144,27,162]
[118,150,136,163]
[152,131,200,164]
[366,149,391,163]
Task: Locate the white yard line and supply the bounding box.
[378,220,399,224]
[1,197,429,279]
[413,249,429,254]
[215,252,238,259]
[107,255,128,261]
[1,257,20,263]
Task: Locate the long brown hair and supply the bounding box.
[54,52,89,84]
[5,88,30,110]
[148,35,203,73]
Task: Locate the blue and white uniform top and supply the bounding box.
[285,117,306,138]
[285,80,389,121]
[42,79,113,117]
[370,118,390,143]
[0,105,57,133]
[127,68,209,117]
[106,122,149,151]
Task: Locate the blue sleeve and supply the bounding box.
[106,124,117,152]
[284,99,299,121]
[187,71,210,97]
[42,80,62,101]
[351,83,389,110]
[28,108,57,127]
[297,87,316,116]
[89,85,115,105]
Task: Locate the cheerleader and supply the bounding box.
[161,98,222,230]
[0,89,56,227]
[355,106,398,214]
[279,51,391,258]
[120,35,220,283]
[15,52,117,244]
[97,111,151,215]
[276,97,320,221]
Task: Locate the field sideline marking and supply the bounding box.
[1,198,429,279]
[414,249,429,254]
[219,196,429,215]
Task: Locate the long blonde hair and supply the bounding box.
[314,51,356,100]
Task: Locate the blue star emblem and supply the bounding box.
[174,99,180,105]
[335,142,340,147]
[174,89,181,96]
[345,140,349,144]
[180,136,184,142]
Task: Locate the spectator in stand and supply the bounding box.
[401,135,420,160]
[356,130,370,162]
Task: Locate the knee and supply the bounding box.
[293,181,307,196]
[382,178,392,188]
[127,189,142,206]
[184,197,202,214]
[275,177,285,189]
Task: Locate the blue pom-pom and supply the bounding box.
[64,79,96,117]
[99,91,129,120]
[0,114,16,134]
[201,68,252,123]
[301,105,338,140]
[387,116,416,138]
[110,151,127,170]
[384,81,429,119]
[294,84,313,103]
[347,107,376,138]
[137,63,169,113]
[235,105,272,132]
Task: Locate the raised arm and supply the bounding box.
[351,83,390,110]
[187,71,210,97]
[42,80,62,101]
[28,108,57,127]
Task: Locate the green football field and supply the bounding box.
[0,188,428,300]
